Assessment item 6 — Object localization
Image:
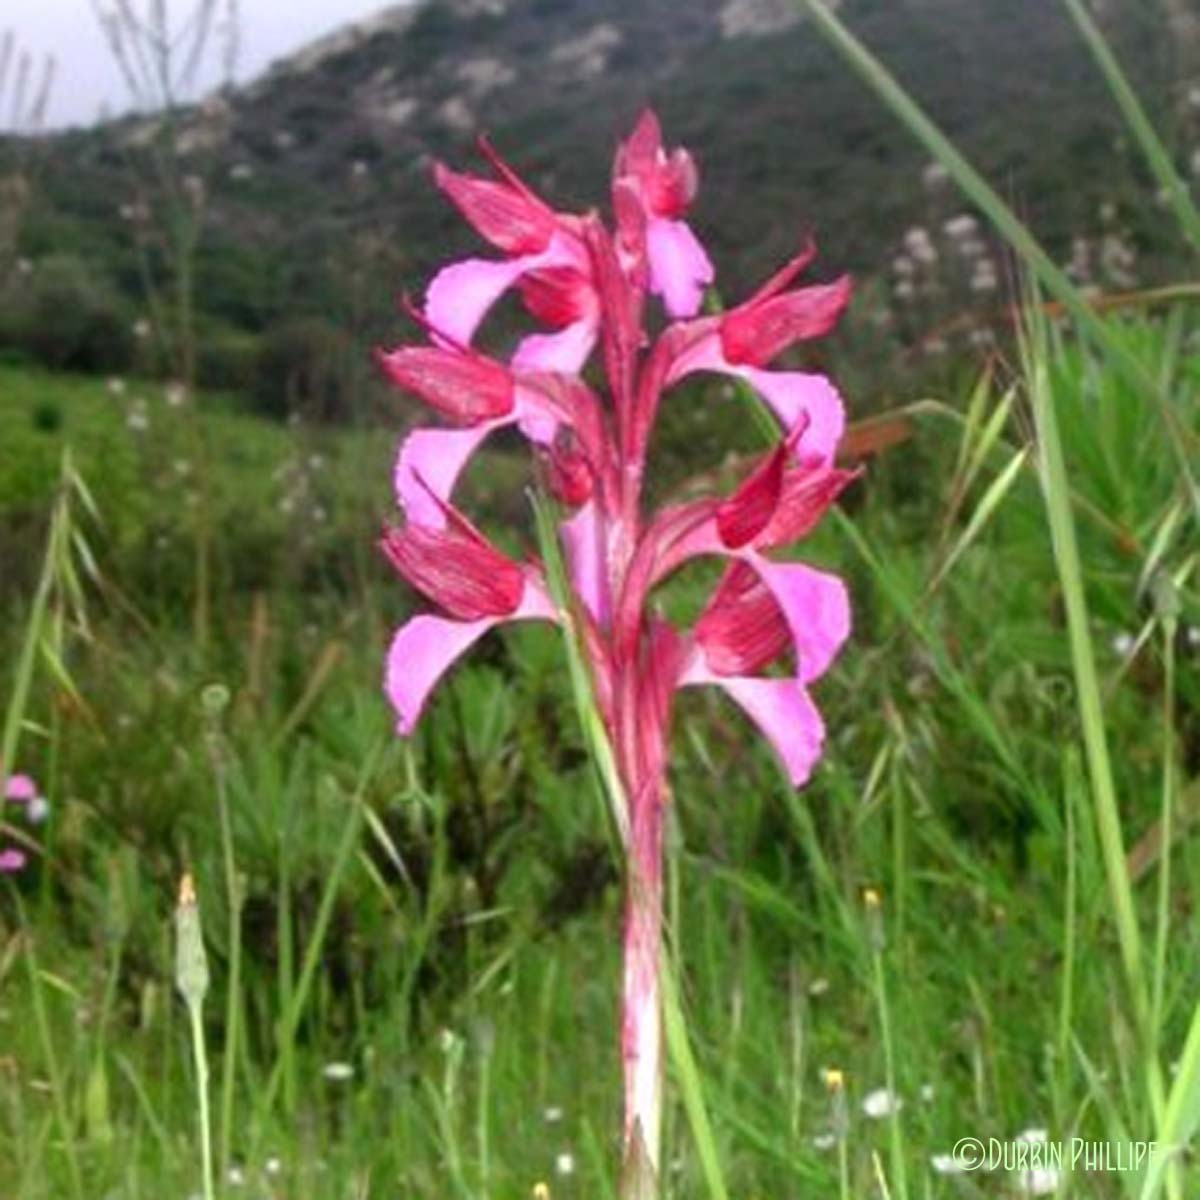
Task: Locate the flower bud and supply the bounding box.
[174,872,210,1007]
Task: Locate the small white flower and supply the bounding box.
[26,795,50,824]
[321,1061,354,1081]
[132,318,152,341]
[807,977,830,997]
[227,1164,245,1186]
[922,161,949,190]
[862,1087,902,1119]
[1112,631,1135,657]
[543,1105,564,1123]
[555,1152,575,1176]
[943,213,979,241]
[919,1082,935,1103]
[165,381,188,408]
[930,1153,964,1175]
[811,1132,837,1151]
[127,410,149,433]
[107,377,127,396]
[1185,626,1199,647]
[264,1156,282,1175]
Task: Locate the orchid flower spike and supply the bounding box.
[377,109,854,1184]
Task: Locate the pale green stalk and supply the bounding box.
[187,1002,216,1200]
[1056,752,1081,1091]
[214,737,243,1178]
[1150,582,1178,1053]
[866,895,907,1200]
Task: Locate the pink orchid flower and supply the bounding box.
[2,773,42,873]
[378,112,853,1185]
[612,109,715,318]
[424,111,712,383]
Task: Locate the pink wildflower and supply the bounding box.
[2,773,43,873]
[377,111,853,1184]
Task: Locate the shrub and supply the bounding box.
[251,317,362,422]
[0,254,134,372]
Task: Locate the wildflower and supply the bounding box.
[903,226,937,265]
[378,111,852,1180]
[611,109,713,316]
[2,774,46,873]
[165,381,188,408]
[943,213,979,241]
[919,1082,935,1103]
[107,376,127,396]
[862,1087,902,1119]
[554,1152,575,1176]
[811,1132,836,1151]
[1112,631,1135,657]
[543,1105,564,1123]
[321,1061,354,1082]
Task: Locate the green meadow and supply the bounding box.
[3,300,1198,1197]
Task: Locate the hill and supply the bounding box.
[5,0,1197,397]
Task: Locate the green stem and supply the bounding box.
[187,1000,216,1200]
[215,757,242,1180]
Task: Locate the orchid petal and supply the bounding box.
[425,231,583,347]
[666,333,844,462]
[561,500,610,624]
[385,577,555,734]
[646,217,713,318]
[394,423,501,528]
[748,558,850,683]
[737,367,845,463]
[512,316,598,374]
[681,658,826,786]
[426,256,536,347]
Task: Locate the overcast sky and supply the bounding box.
[6,0,402,128]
